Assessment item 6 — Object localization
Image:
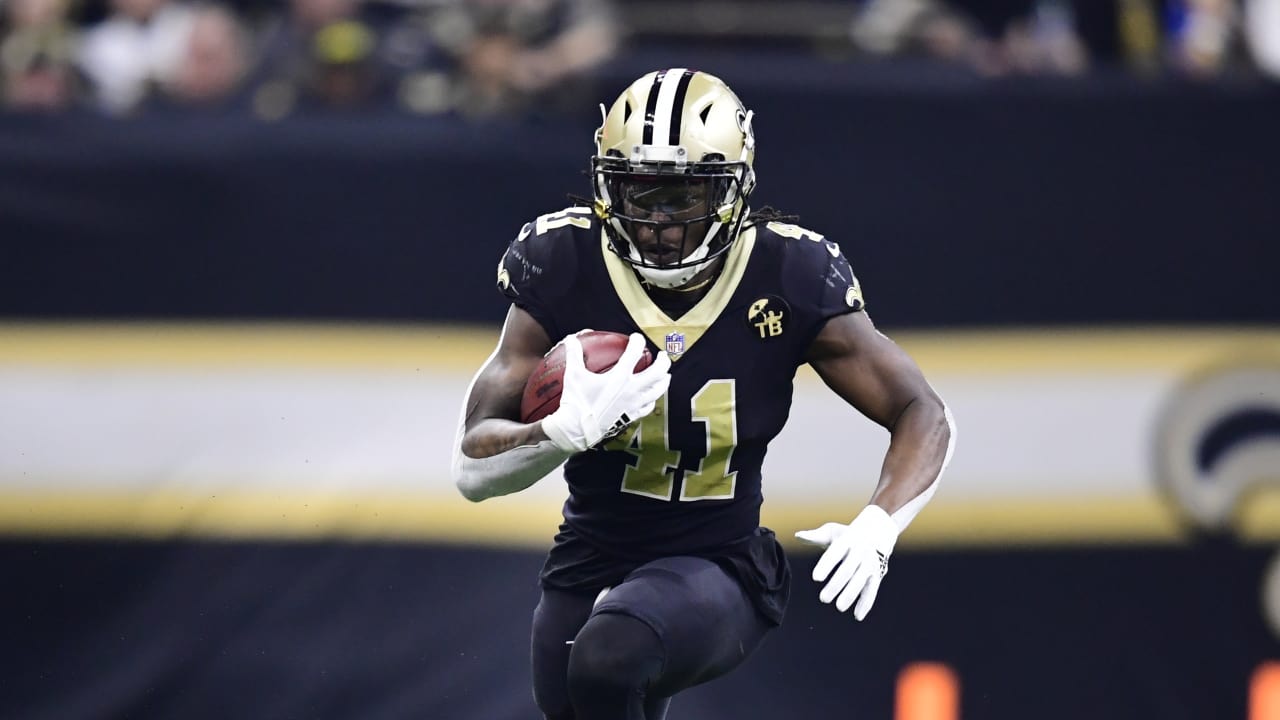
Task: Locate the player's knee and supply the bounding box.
[567,612,664,700]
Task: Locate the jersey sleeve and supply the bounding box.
[496,221,556,339]
[813,238,865,320]
[768,221,865,323]
[495,208,591,342]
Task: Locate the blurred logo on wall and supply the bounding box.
[1154,361,1280,637]
[1155,362,1280,530]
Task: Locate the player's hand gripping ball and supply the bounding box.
[521,330,655,423]
[528,330,672,454]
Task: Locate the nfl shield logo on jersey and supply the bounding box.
[665,332,685,358]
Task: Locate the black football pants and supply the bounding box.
[531,556,774,720]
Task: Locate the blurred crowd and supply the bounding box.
[852,0,1280,80]
[1,0,1278,116]
[0,0,619,115]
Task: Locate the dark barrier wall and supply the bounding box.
[3,540,1275,720]
[1,72,1278,327]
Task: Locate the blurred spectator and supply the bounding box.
[305,18,381,106]
[1245,0,1280,78]
[426,0,618,116]
[1116,0,1162,74]
[250,0,427,117]
[159,4,248,108]
[851,0,975,61]
[1003,0,1089,74]
[849,0,1280,79]
[852,0,1089,76]
[1,0,82,110]
[77,0,195,113]
[1166,0,1240,77]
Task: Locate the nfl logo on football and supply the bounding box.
[665,332,685,358]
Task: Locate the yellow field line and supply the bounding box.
[4,489,1276,546]
[0,322,500,371]
[0,322,1277,373]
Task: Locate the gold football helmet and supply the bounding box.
[592,69,757,288]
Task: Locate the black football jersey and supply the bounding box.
[497,207,863,617]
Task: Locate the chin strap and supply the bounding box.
[666,275,715,293]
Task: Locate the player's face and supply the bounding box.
[619,178,712,267]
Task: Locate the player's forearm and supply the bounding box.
[868,397,956,532]
[452,419,569,502]
[462,418,552,458]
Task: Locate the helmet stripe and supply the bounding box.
[641,69,667,145]
[667,70,695,146]
[645,68,690,148]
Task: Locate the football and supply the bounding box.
[520,331,655,424]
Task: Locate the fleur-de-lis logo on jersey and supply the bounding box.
[845,281,863,311]
[496,252,511,291]
[747,297,787,339]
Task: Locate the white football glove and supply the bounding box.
[540,332,671,453]
[795,505,900,621]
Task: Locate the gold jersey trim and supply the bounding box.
[600,227,757,359]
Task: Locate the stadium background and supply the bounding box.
[3,11,1280,720]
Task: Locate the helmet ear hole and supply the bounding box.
[623,101,632,123]
[699,104,712,124]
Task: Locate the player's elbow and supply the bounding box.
[455,478,490,503]
[451,452,493,503]
[925,395,954,450]
[454,471,498,503]
[940,400,956,452]
[895,392,953,458]
[932,396,953,438]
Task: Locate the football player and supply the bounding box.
[452,69,955,720]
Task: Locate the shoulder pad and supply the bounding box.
[497,206,594,308]
[529,206,595,240]
[763,221,865,315]
[761,221,843,258]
